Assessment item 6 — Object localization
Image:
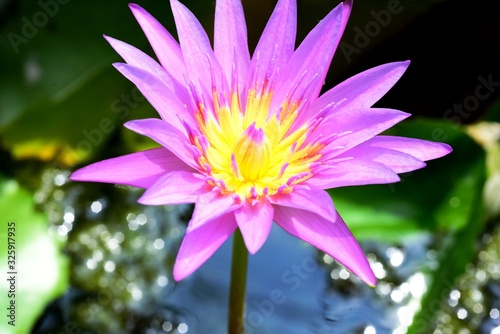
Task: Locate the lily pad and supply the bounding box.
[0,176,69,334]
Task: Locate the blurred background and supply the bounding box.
[1,0,500,333]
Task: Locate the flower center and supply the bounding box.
[189,89,323,200]
[233,123,271,182]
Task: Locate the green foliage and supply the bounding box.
[0,0,211,166]
[0,177,69,334]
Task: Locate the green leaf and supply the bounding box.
[0,176,69,334]
[0,0,212,166]
[407,159,487,334]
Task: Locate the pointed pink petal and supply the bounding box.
[113,63,194,130]
[313,108,410,156]
[269,185,336,222]
[274,206,376,286]
[170,0,226,97]
[129,3,186,84]
[69,148,192,188]
[234,199,274,254]
[338,145,426,173]
[365,135,453,161]
[309,61,410,120]
[105,36,190,104]
[248,0,296,90]
[187,191,242,232]
[105,36,170,84]
[174,213,237,281]
[138,171,209,205]
[272,0,351,111]
[307,159,400,189]
[124,118,198,170]
[214,0,250,87]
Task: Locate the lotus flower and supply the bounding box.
[70,0,451,286]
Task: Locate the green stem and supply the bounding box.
[228,228,248,334]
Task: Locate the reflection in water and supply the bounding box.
[434,227,500,333]
[32,166,500,333]
[316,236,433,334]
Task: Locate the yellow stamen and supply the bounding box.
[192,88,323,200]
[233,124,271,181]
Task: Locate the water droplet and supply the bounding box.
[58,225,69,236]
[363,325,376,334]
[457,308,468,319]
[407,273,426,298]
[137,213,147,225]
[450,289,461,300]
[162,322,173,331]
[472,303,483,314]
[387,247,405,267]
[86,259,97,270]
[153,239,165,250]
[64,212,75,223]
[178,323,188,333]
[54,173,67,186]
[131,288,143,301]
[157,275,168,287]
[91,201,103,213]
[371,262,386,279]
[104,261,116,272]
[339,268,350,279]
[323,254,334,264]
[92,249,103,261]
[390,290,405,303]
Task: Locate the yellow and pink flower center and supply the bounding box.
[190,88,324,201]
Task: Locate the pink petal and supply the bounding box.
[129,3,186,84]
[187,191,242,232]
[234,199,274,254]
[124,118,198,170]
[338,145,426,174]
[274,206,376,286]
[113,63,194,130]
[272,0,351,112]
[170,0,226,97]
[214,0,250,87]
[138,171,209,205]
[105,36,170,84]
[105,35,190,104]
[307,159,400,189]
[312,108,410,155]
[174,213,238,281]
[248,0,296,91]
[69,148,192,188]
[365,135,453,161]
[269,185,336,222]
[308,61,410,120]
